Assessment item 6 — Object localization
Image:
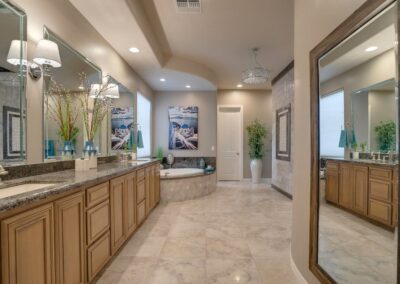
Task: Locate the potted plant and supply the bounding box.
[351,142,359,160]
[375,121,396,152]
[46,79,79,160]
[360,142,367,153]
[246,119,267,183]
[79,73,111,167]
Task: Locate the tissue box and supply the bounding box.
[75,158,90,171]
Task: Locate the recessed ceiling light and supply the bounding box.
[160,78,166,82]
[237,84,243,88]
[365,46,378,52]
[185,85,191,88]
[129,47,140,53]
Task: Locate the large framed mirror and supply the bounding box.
[0,0,26,163]
[310,1,399,283]
[42,27,103,161]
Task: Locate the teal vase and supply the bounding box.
[84,140,97,156]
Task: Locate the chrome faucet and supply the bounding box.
[0,165,8,182]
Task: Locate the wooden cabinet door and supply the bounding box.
[125,172,137,237]
[155,166,160,204]
[325,168,339,204]
[54,192,85,284]
[150,166,156,210]
[145,168,151,214]
[353,166,368,215]
[339,164,353,209]
[1,204,54,284]
[110,176,126,253]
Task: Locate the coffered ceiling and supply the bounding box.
[69,0,294,91]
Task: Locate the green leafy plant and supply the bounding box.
[351,142,358,152]
[375,121,396,152]
[156,147,164,161]
[246,119,267,159]
[360,142,367,152]
[46,78,79,143]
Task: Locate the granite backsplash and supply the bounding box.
[3,156,118,181]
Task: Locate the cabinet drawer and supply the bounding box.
[369,179,392,202]
[87,182,109,208]
[87,200,110,245]
[368,199,392,225]
[137,169,145,181]
[137,179,146,203]
[369,167,392,181]
[87,231,111,282]
[137,200,146,224]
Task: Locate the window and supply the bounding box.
[137,93,151,158]
[320,90,344,158]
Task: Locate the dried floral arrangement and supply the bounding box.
[46,78,79,143]
[78,73,111,142]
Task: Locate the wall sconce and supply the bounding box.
[89,84,102,98]
[7,40,27,66]
[105,83,120,99]
[29,39,62,80]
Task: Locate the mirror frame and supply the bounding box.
[309,0,399,283]
[0,0,27,163]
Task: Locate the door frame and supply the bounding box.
[217,104,243,181]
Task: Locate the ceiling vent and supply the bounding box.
[176,0,201,13]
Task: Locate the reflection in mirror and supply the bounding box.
[43,27,102,161]
[318,3,398,283]
[108,77,137,155]
[0,1,26,162]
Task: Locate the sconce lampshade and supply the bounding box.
[7,40,27,66]
[105,83,120,99]
[89,84,101,98]
[33,39,62,68]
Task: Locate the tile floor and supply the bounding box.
[319,201,397,284]
[97,181,298,284]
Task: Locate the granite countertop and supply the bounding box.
[324,157,398,167]
[0,159,159,213]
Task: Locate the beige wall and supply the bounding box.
[217,90,272,179]
[13,0,154,163]
[153,91,217,157]
[292,0,366,282]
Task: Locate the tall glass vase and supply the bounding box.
[61,140,75,160]
[83,140,97,157]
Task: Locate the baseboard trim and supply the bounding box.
[271,183,292,199]
[242,178,271,184]
[290,245,309,284]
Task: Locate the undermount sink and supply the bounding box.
[0,182,57,199]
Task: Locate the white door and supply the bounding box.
[217,105,243,181]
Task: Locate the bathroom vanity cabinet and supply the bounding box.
[0,162,160,284]
[325,159,397,229]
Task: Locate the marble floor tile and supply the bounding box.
[169,221,206,237]
[149,258,206,284]
[161,237,207,258]
[98,256,157,283]
[254,257,298,284]
[206,258,261,284]
[206,237,252,259]
[247,237,291,258]
[98,182,296,284]
[120,237,166,257]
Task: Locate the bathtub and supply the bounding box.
[160,168,205,179]
[160,168,216,202]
